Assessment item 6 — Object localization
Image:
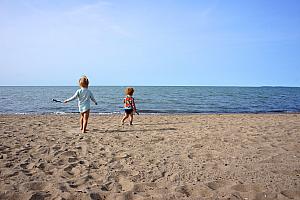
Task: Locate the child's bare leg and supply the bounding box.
[121,113,129,125]
[129,113,134,125]
[80,113,84,130]
[82,110,90,133]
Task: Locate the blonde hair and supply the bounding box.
[79,76,89,88]
[125,87,134,96]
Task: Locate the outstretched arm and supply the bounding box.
[64,90,78,103]
[90,92,97,105]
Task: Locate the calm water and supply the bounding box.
[0,86,300,114]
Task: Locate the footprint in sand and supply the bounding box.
[53,158,66,167]
[21,181,49,191]
[75,142,88,156]
[53,150,64,157]
[58,183,69,193]
[192,143,204,149]
[66,175,93,191]
[231,183,261,193]
[150,136,165,144]
[231,184,248,193]
[20,162,30,170]
[68,157,78,163]
[90,192,106,200]
[174,185,191,197]
[21,169,33,177]
[206,180,233,190]
[227,192,244,200]
[100,181,113,191]
[51,144,63,153]
[63,163,78,175]
[100,181,123,193]
[29,191,51,200]
[61,150,77,157]
[115,152,131,160]
[107,191,133,200]
[132,182,156,193]
[2,170,19,179]
[0,191,29,200]
[253,192,278,200]
[118,176,135,192]
[280,190,300,199]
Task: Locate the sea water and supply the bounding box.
[0,86,299,114]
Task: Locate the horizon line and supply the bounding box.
[0,85,299,88]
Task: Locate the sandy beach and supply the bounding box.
[0,114,299,200]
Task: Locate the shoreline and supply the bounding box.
[1,114,299,199]
[1,111,300,116]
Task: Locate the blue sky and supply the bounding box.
[0,0,299,86]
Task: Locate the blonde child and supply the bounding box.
[121,87,137,125]
[64,76,97,133]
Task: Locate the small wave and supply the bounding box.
[53,111,67,115]
[96,112,118,115]
[140,109,168,114]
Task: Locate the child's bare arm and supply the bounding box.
[64,90,78,103]
[132,98,137,111]
[90,92,97,105]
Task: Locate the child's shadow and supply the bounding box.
[139,121,188,126]
[94,127,177,133]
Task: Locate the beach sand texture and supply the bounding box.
[0,114,299,200]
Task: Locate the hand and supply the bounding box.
[64,100,68,104]
[95,102,98,105]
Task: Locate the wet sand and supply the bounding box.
[0,114,299,200]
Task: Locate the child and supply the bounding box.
[121,87,137,125]
[64,76,97,133]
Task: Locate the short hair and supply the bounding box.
[125,87,134,96]
[79,76,89,88]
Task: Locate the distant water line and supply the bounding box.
[0,86,299,114]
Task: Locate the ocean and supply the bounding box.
[0,86,299,114]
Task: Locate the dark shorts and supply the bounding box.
[124,109,133,114]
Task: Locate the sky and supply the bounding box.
[0,0,300,86]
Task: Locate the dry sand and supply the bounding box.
[0,114,299,200]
